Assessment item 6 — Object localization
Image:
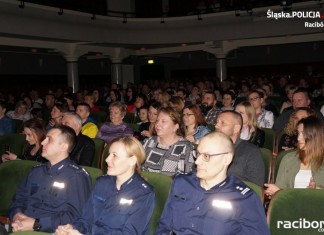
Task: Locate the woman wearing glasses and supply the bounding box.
[182,104,210,144]
[248,90,274,128]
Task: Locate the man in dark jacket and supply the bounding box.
[61,113,95,166]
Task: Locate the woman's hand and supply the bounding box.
[141,130,151,138]
[1,152,17,162]
[55,224,83,235]
[264,183,281,196]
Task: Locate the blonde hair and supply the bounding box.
[236,101,258,134]
[284,107,314,136]
[110,136,146,174]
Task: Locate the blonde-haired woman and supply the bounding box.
[235,101,265,147]
[56,136,155,235]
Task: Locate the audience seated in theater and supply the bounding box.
[45,102,68,131]
[106,89,121,105]
[92,88,105,106]
[221,91,235,111]
[22,95,34,113]
[138,102,162,142]
[42,93,56,122]
[182,104,210,144]
[6,100,31,122]
[1,119,47,163]
[136,105,149,125]
[8,126,91,233]
[142,107,194,176]
[62,113,95,166]
[265,116,324,196]
[187,86,201,105]
[76,103,98,139]
[176,88,191,106]
[168,96,185,113]
[0,101,14,135]
[156,132,270,235]
[248,90,274,128]
[157,91,171,108]
[55,136,155,235]
[132,94,148,118]
[278,107,314,152]
[64,93,76,112]
[260,84,279,117]
[215,110,265,186]
[273,87,324,132]
[235,101,265,148]
[85,94,99,113]
[279,84,297,114]
[124,87,137,107]
[202,91,221,125]
[29,89,43,109]
[96,101,133,144]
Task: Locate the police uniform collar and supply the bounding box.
[46,157,71,174]
[194,172,231,192]
[115,172,138,191]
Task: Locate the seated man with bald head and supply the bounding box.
[215,110,265,186]
[156,132,269,235]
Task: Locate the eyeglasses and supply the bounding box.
[183,113,195,117]
[194,150,228,162]
[249,97,260,102]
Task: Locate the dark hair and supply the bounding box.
[24,119,46,145]
[177,88,187,97]
[55,125,76,153]
[204,91,216,100]
[249,90,264,99]
[77,102,91,113]
[136,93,148,106]
[110,89,121,101]
[149,102,162,111]
[223,91,236,100]
[53,102,69,113]
[30,108,43,120]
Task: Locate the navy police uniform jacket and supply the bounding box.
[156,173,270,235]
[8,158,92,232]
[72,172,156,235]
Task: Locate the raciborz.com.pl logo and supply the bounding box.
[277,218,324,232]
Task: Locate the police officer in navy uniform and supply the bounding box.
[55,136,155,235]
[9,126,92,233]
[156,131,270,235]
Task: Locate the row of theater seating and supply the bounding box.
[0,127,289,183]
[1,158,322,235]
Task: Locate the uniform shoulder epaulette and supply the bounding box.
[234,182,252,196]
[32,163,43,168]
[67,163,84,172]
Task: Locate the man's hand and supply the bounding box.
[11,213,35,232]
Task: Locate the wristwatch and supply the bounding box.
[33,218,41,231]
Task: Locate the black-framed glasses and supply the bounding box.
[249,97,260,102]
[194,150,229,162]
